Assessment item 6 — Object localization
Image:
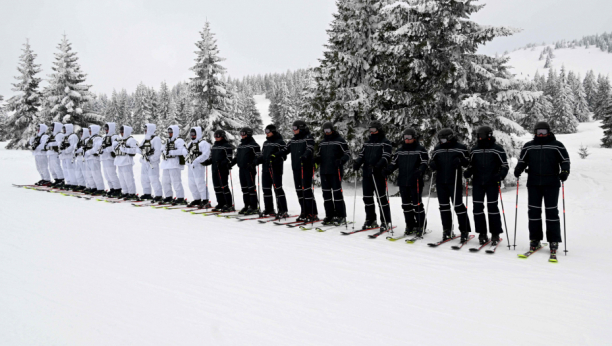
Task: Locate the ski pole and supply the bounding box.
[250,170,260,212]
[562,182,568,255]
[352,173,357,230]
[498,183,511,249]
[229,167,235,208]
[338,168,347,229]
[417,179,421,232]
[423,172,435,232]
[449,169,458,235]
[385,176,393,232]
[465,178,469,236]
[301,163,306,218]
[269,165,282,218]
[513,178,519,250]
[311,166,316,225]
[372,174,389,232]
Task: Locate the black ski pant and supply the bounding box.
[292,166,318,217]
[212,168,232,207]
[527,185,562,242]
[362,172,392,225]
[262,165,288,213]
[239,168,258,209]
[321,172,346,218]
[472,184,503,236]
[400,181,425,230]
[436,181,471,233]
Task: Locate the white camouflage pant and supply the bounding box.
[102,159,121,189]
[35,155,51,181]
[188,164,209,201]
[162,168,185,199]
[117,165,136,194]
[141,160,163,197]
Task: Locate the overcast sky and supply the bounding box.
[1,0,611,98]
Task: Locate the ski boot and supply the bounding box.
[188,199,202,208]
[244,207,259,215]
[41,180,53,187]
[413,227,424,238]
[161,197,173,205]
[322,217,335,226]
[153,196,163,203]
[478,232,489,245]
[238,207,249,215]
[550,242,558,254]
[404,227,415,236]
[119,193,129,200]
[380,223,390,233]
[222,205,236,212]
[91,189,104,196]
[333,217,346,226]
[125,194,139,201]
[276,211,290,220]
[296,214,307,222]
[52,179,64,188]
[442,229,455,241]
[362,220,378,230]
[490,233,500,246]
[261,209,276,217]
[35,180,44,186]
[306,214,320,223]
[211,205,225,212]
[460,232,470,244]
[200,200,212,209]
[529,240,541,251]
[139,194,153,201]
[172,198,187,206]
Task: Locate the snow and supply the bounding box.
[1,116,611,343]
[505,45,612,79]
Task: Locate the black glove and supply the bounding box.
[313,155,321,165]
[202,159,212,166]
[559,171,569,182]
[417,167,426,179]
[429,161,437,172]
[463,168,473,179]
[513,167,522,178]
[334,159,343,167]
[300,154,309,163]
[375,160,387,173]
[228,160,236,169]
[492,174,502,184]
[384,167,394,176]
[452,157,462,169]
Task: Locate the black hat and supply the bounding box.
[292,120,307,131]
[214,129,226,139]
[240,127,253,136]
[190,128,197,135]
[533,121,551,133]
[476,125,493,138]
[369,120,383,132]
[403,128,417,138]
[322,122,334,132]
[437,128,454,141]
[265,124,276,133]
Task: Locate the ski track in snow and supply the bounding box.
[1,115,611,345]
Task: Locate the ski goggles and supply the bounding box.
[323,128,332,134]
[369,128,378,133]
[536,129,548,135]
[265,128,272,134]
[404,134,414,140]
[214,133,223,138]
[240,131,248,136]
[440,138,448,143]
[292,126,299,131]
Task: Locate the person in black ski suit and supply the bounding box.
[280,120,319,222]
[315,122,351,226]
[385,128,429,237]
[230,127,261,215]
[352,120,393,231]
[203,130,235,212]
[514,121,570,255]
[256,124,289,218]
[429,128,472,242]
[464,126,509,246]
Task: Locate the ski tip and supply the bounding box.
[316,229,326,232]
[549,259,558,263]
[518,255,528,258]
[451,246,461,250]
[468,248,479,252]
[485,250,495,254]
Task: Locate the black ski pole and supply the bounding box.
[562,182,568,255]
[513,178,519,250]
[498,183,511,248]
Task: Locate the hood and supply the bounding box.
[533,133,556,144]
[440,137,458,148]
[82,128,91,139]
[145,123,157,140]
[38,124,48,136]
[190,126,203,142]
[240,136,256,144]
[105,122,116,135]
[324,131,339,141]
[64,124,74,136]
[168,125,179,141]
[52,122,63,135]
[266,132,282,142]
[213,138,229,146]
[89,125,101,136]
[476,136,496,149]
[121,125,133,139]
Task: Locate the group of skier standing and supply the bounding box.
[28,119,570,255]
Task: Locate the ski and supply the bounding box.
[451,235,475,250]
[236,215,276,222]
[549,253,558,263]
[518,243,548,259]
[341,225,386,236]
[368,226,397,239]
[132,201,157,207]
[163,205,194,210]
[485,238,504,254]
[427,234,461,247]
[274,219,304,226]
[469,239,493,252]
[313,222,354,232]
[183,207,212,213]
[387,233,409,242]
[259,215,299,224]
[216,212,239,218]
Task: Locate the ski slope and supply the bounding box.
[506,45,612,79]
[1,120,611,345]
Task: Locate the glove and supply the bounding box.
[375,160,387,172]
[559,171,569,182]
[384,167,394,176]
[270,154,283,163]
[300,154,309,163]
[513,168,522,178]
[463,168,472,179]
[492,174,502,184]
[334,159,343,168]
[149,148,155,156]
[417,167,426,178]
[429,161,437,172]
[353,161,362,171]
[202,159,212,166]
[313,155,321,165]
[452,157,462,169]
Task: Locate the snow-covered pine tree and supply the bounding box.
[132,83,150,132]
[570,73,591,122]
[172,82,192,137]
[157,81,172,131]
[189,21,242,141]
[4,39,43,149]
[550,76,578,133]
[43,35,102,128]
[544,54,553,68]
[583,70,598,110]
[594,75,611,120]
[601,95,612,148]
[242,91,264,134]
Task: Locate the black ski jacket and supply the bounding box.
[258,132,287,170]
[232,136,261,169]
[316,132,351,175]
[514,134,570,187]
[211,139,235,174]
[355,132,392,176]
[387,141,429,186]
[429,139,469,185]
[467,138,509,186]
[280,130,315,171]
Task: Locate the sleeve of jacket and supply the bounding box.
[88,137,102,156]
[169,139,187,156]
[64,134,79,154]
[122,138,139,154]
[419,147,430,174]
[37,135,49,152]
[387,152,398,173]
[149,137,162,161]
[514,144,529,174]
[459,144,470,167]
[225,145,234,163]
[305,137,315,157]
[340,140,350,164]
[193,141,210,165]
[429,148,438,171]
[557,142,571,173]
[497,146,509,179]
[382,141,392,163]
[355,146,365,165]
[279,140,291,158]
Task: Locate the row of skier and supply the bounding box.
[28,120,570,254]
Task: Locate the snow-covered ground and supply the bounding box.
[506,45,612,79]
[1,118,611,345]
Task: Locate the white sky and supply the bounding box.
[1,0,611,98]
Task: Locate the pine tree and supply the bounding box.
[132,83,149,132]
[583,70,598,109]
[571,73,591,122]
[4,39,43,149]
[544,54,553,68]
[594,75,611,120]
[43,35,101,127]
[550,78,579,133]
[157,81,172,130]
[189,21,242,141]
[172,82,192,136]
[601,95,612,148]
